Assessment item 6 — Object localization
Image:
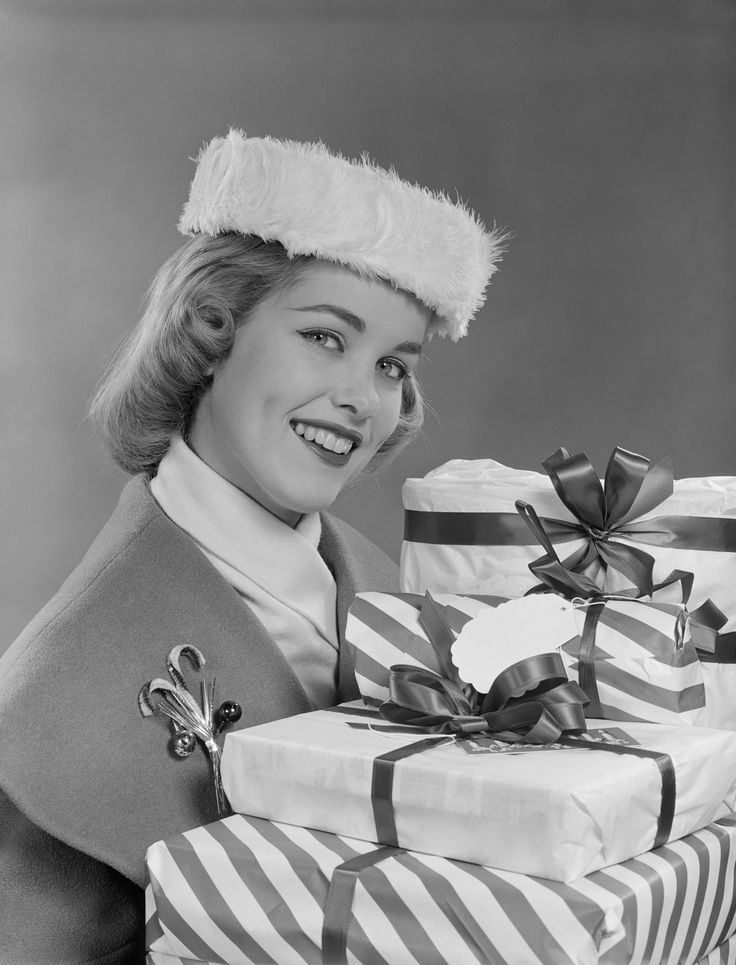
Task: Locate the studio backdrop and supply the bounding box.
[2,0,735,651]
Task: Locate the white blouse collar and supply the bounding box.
[150,436,338,649]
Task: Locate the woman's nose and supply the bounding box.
[331,369,380,419]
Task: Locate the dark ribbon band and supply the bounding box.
[403,510,736,551]
[577,604,605,718]
[322,844,406,964]
[372,737,454,846]
[559,737,676,848]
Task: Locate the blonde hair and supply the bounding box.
[89,233,424,476]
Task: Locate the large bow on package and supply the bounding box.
[362,591,588,744]
[401,447,736,629]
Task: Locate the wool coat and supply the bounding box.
[0,475,400,964]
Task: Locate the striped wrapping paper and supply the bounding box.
[400,458,736,631]
[145,812,736,965]
[345,592,706,726]
[699,934,736,964]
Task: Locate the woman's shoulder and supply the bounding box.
[0,476,179,678]
[0,476,317,886]
[320,511,399,592]
[0,476,231,883]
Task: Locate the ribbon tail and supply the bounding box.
[595,539,656,596]
[418,593,458,681]
[528,551,607,600]
[689,597,729,655]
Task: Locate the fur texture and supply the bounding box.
[178,130,507,339]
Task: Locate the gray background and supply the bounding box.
[2,0,735,654]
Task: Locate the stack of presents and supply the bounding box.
[145,448,736,964]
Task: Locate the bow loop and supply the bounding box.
[602,447,651,522]
[543,448,607,531]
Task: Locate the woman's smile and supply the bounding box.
[291,420,361,457]
[188,261,430,525]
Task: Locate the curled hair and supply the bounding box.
[89,233,424,477]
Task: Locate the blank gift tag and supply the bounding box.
[451,595,580,692]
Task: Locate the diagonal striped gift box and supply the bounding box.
[145,812,736,965]
[699,934,736,964]
[345,592,706,726]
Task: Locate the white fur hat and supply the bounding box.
[178,129,506,340]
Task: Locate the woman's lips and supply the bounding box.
[301,437,353,466]
[291,421,357,466]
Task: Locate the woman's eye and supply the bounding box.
[378,358,409,381]
[300,329,343,351]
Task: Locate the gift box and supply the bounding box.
[400,450,736,630]
[145,812,736,965]
[221,700,736,882]
[347,591,707,726]
[699,935,736,965]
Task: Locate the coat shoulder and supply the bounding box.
[0,476,161,677]
[0,475,312,885]
[320,511,399,592]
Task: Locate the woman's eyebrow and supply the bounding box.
[293,303,365,332]
[292,303,424,355]
[395,340,423,356]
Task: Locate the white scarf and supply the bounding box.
[150,436,339,708]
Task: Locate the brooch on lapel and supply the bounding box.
[138,644,242,814]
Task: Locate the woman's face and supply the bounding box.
[188,261,430,525]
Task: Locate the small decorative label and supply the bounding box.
[451,594,580,692]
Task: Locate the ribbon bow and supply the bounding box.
[528,446,678,596]
[378,594,589,744]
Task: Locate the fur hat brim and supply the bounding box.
[179,130,507,340]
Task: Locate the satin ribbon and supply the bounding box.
[404,446,736,598]
[519,497,733,673]
[535,446,674,594]
[322,845,406,964]
[517,501,708,713]
[559,737,676,849]
[516,499,698,605]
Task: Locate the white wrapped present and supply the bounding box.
[145,812,736,965]
[400,450,736,630]
[221,702,736,882]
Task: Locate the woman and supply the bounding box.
[0,131,504,963]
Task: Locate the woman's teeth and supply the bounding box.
[293,422,354,454]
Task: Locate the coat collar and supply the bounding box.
[0,476,390,886]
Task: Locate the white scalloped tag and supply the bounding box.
[450,595,580,692]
